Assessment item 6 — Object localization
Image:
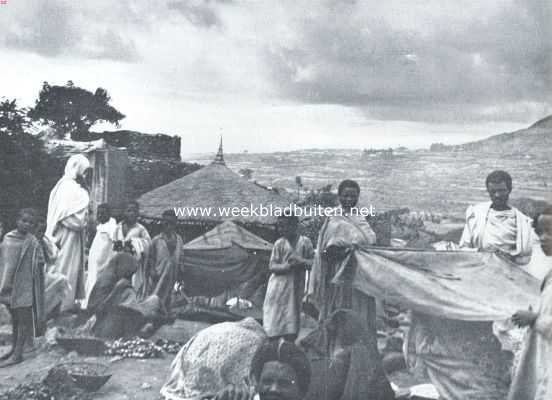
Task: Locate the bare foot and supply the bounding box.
[0,355,23,368]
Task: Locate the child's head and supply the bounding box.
[16,208,37,235]
[35,217,47,240]
[277,215,299,240]
[123,201,140,225]
[534,206,552,256]
[97,203,111,224]
[161,209,178,233]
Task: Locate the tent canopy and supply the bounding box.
[183,220,273,252]
[181,221,272,297]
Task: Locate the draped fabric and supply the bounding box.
[141,232,184,311]
[300,309,394,400]
[45,154,90,240]
[508,270,552,400]
[0,231,45,336]
[84,217,117,308]
[46,154,90,312]
[180,221,272,298]
[263,235,314,337]
[459,202,534,265]
[40,235,70,316]
[308,214,377,324]
[181,246,269,297]
[161,318,266,400]
[113,222,151,291]
[348,248,539,320]
[87,252,142,338]
[345,246,540,400]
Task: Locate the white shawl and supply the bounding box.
[46,154,90,239]
[459,201,534,265]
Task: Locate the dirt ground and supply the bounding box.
[0,318,426,399]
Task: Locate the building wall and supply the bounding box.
[89,147,129,220]
[78,130,181,160]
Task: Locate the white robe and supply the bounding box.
[459,201,534,265]
[508,270,552,400]
[113,222,151,290]
[263,235,314,337]
[46,154,90,312]
[83,217,117,308]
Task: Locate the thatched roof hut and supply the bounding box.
[138,140,292,232]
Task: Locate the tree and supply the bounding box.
[0,98,29,135]
[29,81,125,139]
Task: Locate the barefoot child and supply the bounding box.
[263,215,314,342]
[509,207,552,399]
[0,208,45,367]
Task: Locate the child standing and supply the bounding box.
[263,215,314,342]
[0,208,45,367]
[509,207,552,399]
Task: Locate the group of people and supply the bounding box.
[0,151,550,400]
[0,154,185,366]
[244,171,552,400]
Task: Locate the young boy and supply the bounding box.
[0,208,45,367]
[263,215,314,342]
[509,207,552,399]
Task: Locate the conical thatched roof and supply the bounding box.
[138,146,291,224]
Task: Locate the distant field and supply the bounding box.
[185,150,552,218]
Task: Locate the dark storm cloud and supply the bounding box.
[264,0,552,122]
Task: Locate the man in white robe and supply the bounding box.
[459,170,533,265]
[509,208,552,399]
[46,154,91,312]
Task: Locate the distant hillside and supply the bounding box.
[431,115,552,155]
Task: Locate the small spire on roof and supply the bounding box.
[213,136,225,165]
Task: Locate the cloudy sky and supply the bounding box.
[0,0,550,154]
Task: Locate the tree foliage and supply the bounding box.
[0,98,63,226]
[0,98,29,135]
[29,81,125,139]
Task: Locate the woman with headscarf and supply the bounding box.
[46,154,91,312]
[300,309,394,400]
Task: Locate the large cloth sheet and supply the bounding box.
[344,247,540,320]
[508,270,552,400]
[344,246,541,400]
